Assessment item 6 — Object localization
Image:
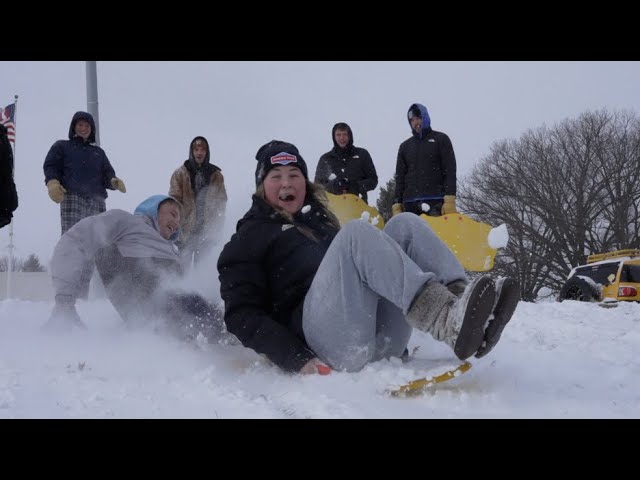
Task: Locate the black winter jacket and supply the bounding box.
[394,127,457,204]
[217,195,339,373]
[0,124,17,228]
[315,123,378,203]
[43,112,117,199]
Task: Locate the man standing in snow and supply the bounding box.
[392,103,457,217]
[169,136,227,270]
[43,194,227,343]
[314,122,378,204]
[43,111,127,298]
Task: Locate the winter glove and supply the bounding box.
[442,195,457,215]
[42,295,87,333]
[46,179,66,204]
[111,177,126,193]
[391,203,403,217]
[337,177,350,193]
[299,357,332,375]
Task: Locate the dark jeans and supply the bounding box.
[403,200,443,217]
[61,193,107,299]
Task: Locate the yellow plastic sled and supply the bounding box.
[420,213,496,272]
[326,193,496,271]
[326,193,385,230]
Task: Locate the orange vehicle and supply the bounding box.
[558,249,640,303]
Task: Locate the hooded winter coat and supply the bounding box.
[394,103,457,205]
[0,124,17,228]
[169,136,227,245]
[50,195,182,322]
[43,111,118,199]
[314,122,378,203]
[217,186,340,373]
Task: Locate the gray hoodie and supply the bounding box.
[51,196,182,323]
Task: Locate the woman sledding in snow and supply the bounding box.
[217,140,520,375]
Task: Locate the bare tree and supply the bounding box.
[0,255,24,272]
[592,110,640,249]
[461,108,640,300]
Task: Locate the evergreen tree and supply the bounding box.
[376,176,396,222]
[22,253,46,272]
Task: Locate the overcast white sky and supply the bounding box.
[2,61,640,263]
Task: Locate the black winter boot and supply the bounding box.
[42,295,87,333]
[475,277,520,358]
[406,276,496,360]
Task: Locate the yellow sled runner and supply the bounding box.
[387,361,472,397]
[326,193,496,271]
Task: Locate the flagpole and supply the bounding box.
[86,61,100,146]
[5,94,18,300]
[85,61,105,300]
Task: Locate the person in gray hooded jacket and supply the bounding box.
[43,194,226,342]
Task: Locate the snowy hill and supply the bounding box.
[1,297,638,418]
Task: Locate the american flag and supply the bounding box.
[0,102,16,144]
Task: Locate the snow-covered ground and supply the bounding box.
[1,297,638,418]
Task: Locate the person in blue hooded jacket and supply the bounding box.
[43,194,227,342]
[392,103,458,217]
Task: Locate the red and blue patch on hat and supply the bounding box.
[270,152,298,165]
[255,140,309,186]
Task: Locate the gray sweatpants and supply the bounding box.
[302,213,466,372]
